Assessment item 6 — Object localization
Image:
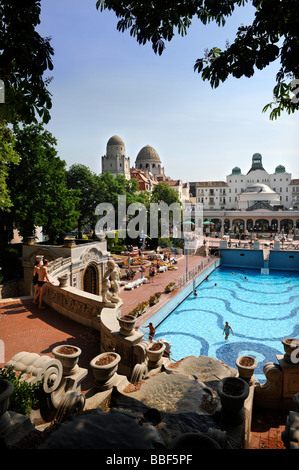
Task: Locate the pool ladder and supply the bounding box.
[261,259,269,275]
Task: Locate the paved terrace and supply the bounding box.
[0,249,290,449]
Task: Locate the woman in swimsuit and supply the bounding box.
[33,260,42,304]
[223,321,234,340]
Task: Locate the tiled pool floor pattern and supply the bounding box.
[155,267,299,383]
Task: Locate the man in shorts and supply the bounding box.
[38,259,52,309]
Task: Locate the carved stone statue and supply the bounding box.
[102,260,121,307]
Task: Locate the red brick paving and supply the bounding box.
[0,252,290,447]
[249,408,288,449]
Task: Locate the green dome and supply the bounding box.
[275,165,286,173]
[230,166,242,175]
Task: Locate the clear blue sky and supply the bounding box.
[38,0,299,182]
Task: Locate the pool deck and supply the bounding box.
[0,249,290,449]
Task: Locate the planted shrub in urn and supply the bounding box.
[90,352,121,390]
[117,314,136,336]
[52,345,82,376]
[146,341,166,368]
[235,355,257,381]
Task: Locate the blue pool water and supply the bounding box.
[155,267,299,383]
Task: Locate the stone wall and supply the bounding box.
[42,282,104,330]
[0,279,20,299]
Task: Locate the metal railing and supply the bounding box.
[176,255,218,290]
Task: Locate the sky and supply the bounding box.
[38,0,299,182]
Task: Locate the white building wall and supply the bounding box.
[269,172,292,208]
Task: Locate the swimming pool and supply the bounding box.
[155,266,299,383]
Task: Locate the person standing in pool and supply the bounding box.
[145,322,156,341]
[223,321,234,340]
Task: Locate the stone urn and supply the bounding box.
[235,355,257,382]
[23,235,36,245]
[281,338,299,363]
[146,341,166,368]
[90,352,121,391]
[0,379,14,438]
[63,237,76,248]
[52,345,82,376]
[117,314,136,336]
[58,273,68,287]
[217,376,249,424]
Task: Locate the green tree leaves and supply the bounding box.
[0,0,54,124]
[7,124,79,242]
[97,0,299,119]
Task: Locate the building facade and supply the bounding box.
[196,154,295,211]
[102,137,299,233]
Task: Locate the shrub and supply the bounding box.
[0,366,42,415]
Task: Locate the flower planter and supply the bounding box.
[282,338,299,363]
[52,345,82,375]
[146,341,166,368]
[165,283,176,293]
[235,355,257,382]
[217,376,249,424]
[149,294,161,306]
[0,379,14,438]
[117,314,137,336]
[90,352,121,390]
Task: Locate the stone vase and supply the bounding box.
[90,352,121,391]
[282,338,299,363]
[58,274,68,287]
[52,345,82,376]
[217,376,249,424]
[63,237,76,247]
[117,314,136,336]
[146,342,166,368]
[23,235,36,245]
[0,379,14,438]
[235,355,258,382]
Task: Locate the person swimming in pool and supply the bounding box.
[223,321,234,340]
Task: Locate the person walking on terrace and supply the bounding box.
[38,259,52,309]
[33,259,42,304]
